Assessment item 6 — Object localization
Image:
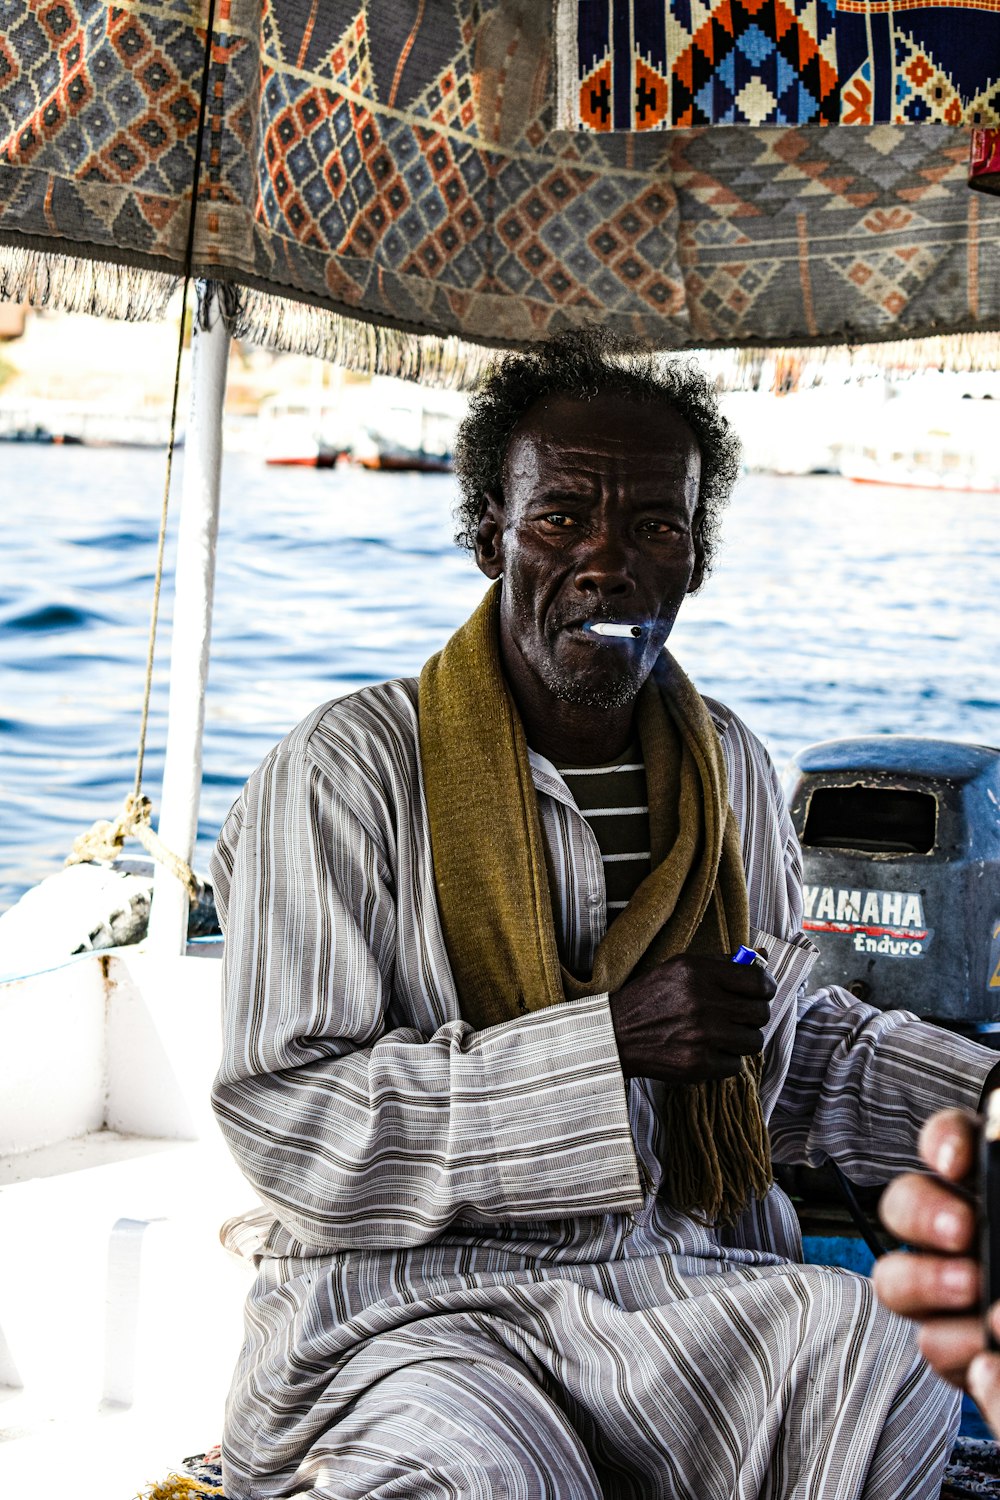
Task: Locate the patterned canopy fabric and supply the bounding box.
[0,0,997,364]
[559,0,1000,132]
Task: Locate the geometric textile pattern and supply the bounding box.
[1,0,999,352]
[0,0,204,263]
[559,0,1000,128]
[671,124,997,342]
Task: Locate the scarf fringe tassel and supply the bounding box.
[661,1056,773,1227]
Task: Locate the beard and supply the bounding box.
[504,574,650,710]
[540,659,643,710]
[527,630,644,705]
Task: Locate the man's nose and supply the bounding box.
[572,527,635,595]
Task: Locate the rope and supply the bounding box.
[134,0,218,805]
[133,282,187,803]
[66,795,202,903]
[67,0,219,903]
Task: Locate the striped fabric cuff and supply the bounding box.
[469,994,645,1218]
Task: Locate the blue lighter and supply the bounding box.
[731,945,759,965]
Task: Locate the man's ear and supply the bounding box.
[474,489,505,579]
[687,514,706,594]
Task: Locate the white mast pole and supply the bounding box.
[147,284,230,956]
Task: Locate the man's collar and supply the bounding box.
[527,747,578,809]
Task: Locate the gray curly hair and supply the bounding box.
[453,328,741,589]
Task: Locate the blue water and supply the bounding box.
[1,446,998,913]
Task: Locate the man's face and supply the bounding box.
[475,391,701,712]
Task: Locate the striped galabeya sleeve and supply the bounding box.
[769,986,996,1183]
[711,698,997,1184]
[210,705,644,1253]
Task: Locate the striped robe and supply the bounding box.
[211,677,995,1500]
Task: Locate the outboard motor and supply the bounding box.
[780,737,1000,1247]
[785,738,1000,1034]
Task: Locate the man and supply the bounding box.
[211,330,997,1499]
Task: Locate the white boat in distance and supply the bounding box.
[723,374,1000,488]
[259,376,466,471]
[839,377,1000,492]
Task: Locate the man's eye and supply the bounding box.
[542,513,576,528]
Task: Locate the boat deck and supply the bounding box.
[0,950,253,1498]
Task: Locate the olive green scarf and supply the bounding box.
[418,584,771,1224]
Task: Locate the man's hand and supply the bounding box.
[608,953,776,1085]
[873,1109,1000,1424]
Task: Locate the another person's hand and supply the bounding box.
[873,1108,1000,1425]
[608,953,775,1085]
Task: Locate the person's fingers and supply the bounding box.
[697,1050,744,1081]
[702,991,770,1033]
[712,1023,766,1057]
[879,1172,976,1252]
[719,997,771,1030]
[916,1315,985,1384]
[968,1350,1000,1424]
[718,964,777,1001]
[918,1109,979,1182]
[872,1252,979,1317]
[989,1301,1000,1344]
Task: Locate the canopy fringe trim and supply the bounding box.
[690,333,1000,392]
[216,285,1000,392]
[0,243,178,323]
[2,248,997,392]
[219,282,495,392]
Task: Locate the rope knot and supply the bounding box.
[66,793,202,905]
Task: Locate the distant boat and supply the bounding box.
[0,402,182,447]
[838,389,1000,493]
[348,384,463,474]
[843,463,1000,493]
[352,448,452,473]
[258,393,347,467]
[257,378,465,473]
[0,425,83,445]
[265,446,347,469]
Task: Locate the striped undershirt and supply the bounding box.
[556,740,651,920]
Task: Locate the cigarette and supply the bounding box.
[585,622,642,639]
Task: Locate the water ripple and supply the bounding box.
[1,451,998,913]
[2,602,107,633]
